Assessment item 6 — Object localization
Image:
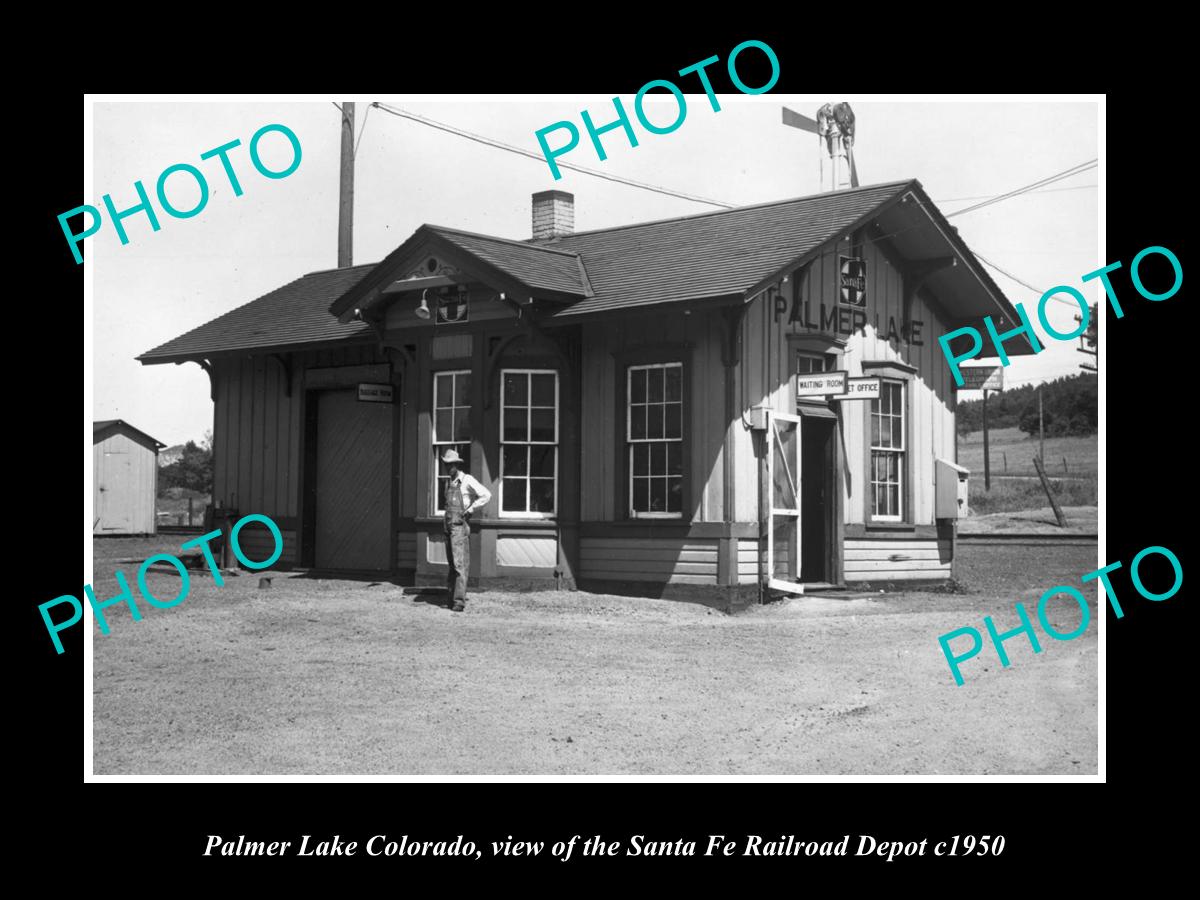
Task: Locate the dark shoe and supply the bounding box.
[451,600,465,613]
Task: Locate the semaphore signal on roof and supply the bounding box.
[782,103,860,194]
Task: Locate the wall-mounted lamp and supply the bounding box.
[415,289,432,320]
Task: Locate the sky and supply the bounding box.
[89,97,1099,447]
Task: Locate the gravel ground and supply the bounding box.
[91,537,1098,776]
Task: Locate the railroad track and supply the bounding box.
[958,532,1096,545]
[157,525,205,536]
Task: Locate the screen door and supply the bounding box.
[766,410,804,595]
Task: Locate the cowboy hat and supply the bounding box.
[440,448,464,465]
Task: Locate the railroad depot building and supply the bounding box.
[138,180,1031,599]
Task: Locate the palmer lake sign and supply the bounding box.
[772,290,925,346]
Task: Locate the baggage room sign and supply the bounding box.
[358,383,394,403]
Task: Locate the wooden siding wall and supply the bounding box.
[234,520,299,567]
[579,309,728,523]
[844,538,952,582]
[736,537,759,584]
[579,537,719,585]
[93,431,158,534]
[397,532,417,569]
[733,235,956,526]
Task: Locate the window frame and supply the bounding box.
[431,368,472,516]
[868,377,908,522]
[794,350,831,375]
[626,361,685,520]
[498,367,560,519]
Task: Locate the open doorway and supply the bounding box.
[799,413,837,584]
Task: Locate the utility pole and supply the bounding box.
[982,388,990,491]
[338,102,355,268]
[1077,301,1097,373]
[1038,385,1045,464]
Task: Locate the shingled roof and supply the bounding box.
[536,181,911,318]
[432,227,590,298]
[140,180,1021,363]
[139,264,376,363]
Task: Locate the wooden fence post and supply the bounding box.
[1033,456,1067,527]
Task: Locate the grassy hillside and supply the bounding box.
[958,427,1097,478]
[957,427,1098,515]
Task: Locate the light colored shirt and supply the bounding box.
[447,471,492,516]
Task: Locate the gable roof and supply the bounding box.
[431,226,591,298]
[139,179,1030,364]
[324,224,591,324]
[535,181,912,318]
[93,419,167,449]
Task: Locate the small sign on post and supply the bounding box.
[956,365,1004,391]
[796,370,848,397]
[833,377,881,400]
[357,383,394,403]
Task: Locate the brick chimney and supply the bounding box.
[532,190,574,240]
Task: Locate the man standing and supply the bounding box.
[441,448,491,613]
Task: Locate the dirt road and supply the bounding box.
[91,539,1098,775]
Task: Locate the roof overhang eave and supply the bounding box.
[896,188,1037,355]
[136,332,380,366]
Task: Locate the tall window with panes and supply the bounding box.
[869,380,905,520]
[432,370,471,514]
[500,369,558,517]
[627,362,683,517]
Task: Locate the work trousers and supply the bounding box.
[444,520,470,603]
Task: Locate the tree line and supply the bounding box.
[957,373,1097,437]
[159,431,213,495]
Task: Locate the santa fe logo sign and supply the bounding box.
[840,255,866,307]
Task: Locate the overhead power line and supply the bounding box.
[973,250,1093,312]
[372,102,736,209]
[354,102,372,159]
[973,251,1050,296]
[935,183,1097,203]
[944,159,1097,219]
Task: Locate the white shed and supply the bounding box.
[93,420,165,535]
